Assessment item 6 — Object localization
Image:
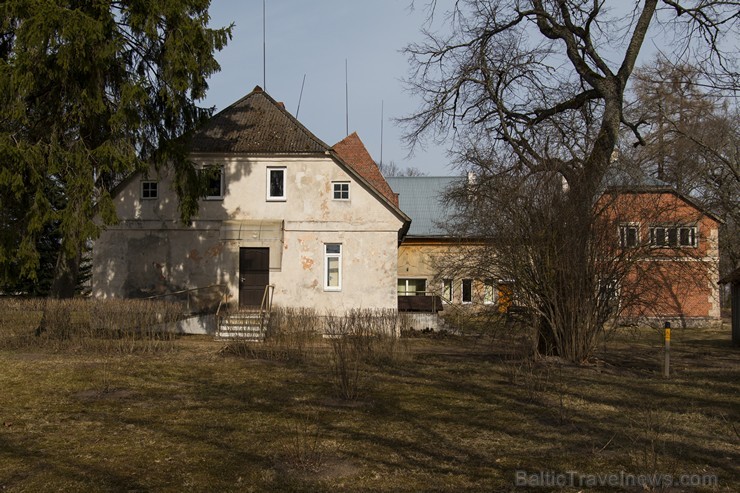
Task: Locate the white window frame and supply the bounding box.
[267,167,286,201]
[141,181,158,200]
[678,226,698,247]
[619,223,639,248]
[204,166,224,200]
[332,181,350,200]
[483,279,496,305]
[442,279,453,303]
[398,278,427,296]
[649,225,697,248]
[461,279,473,304]
[324,243,342,291]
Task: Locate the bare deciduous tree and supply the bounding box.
[376,160,428,177]
[402,0,738,361]
[621,58,739,276]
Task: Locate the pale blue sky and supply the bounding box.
[201,1,735,177]
[203,0,454,175]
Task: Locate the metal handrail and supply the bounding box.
[258,284,276,332]
[144,283,228,313]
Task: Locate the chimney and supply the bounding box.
[277,102,285,110]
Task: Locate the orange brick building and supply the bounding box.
[598,187,721,326]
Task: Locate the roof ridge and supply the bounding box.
[187,86,330,154]
[252,86,330,151]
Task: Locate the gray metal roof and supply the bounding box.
[601,167,671,189]
[387,176,462,237]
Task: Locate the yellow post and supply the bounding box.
[663,322,671,378]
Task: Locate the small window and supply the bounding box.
[333,182,350,200]
[679,227,697,247]
[141,181,158,200]
[267,167,286,200]
[324,243,342,291]
[398,278,427,296]
[650,226,667,247]
[619,224,638,248]
[462,279,473,304]
[203,166,223,199]
[442,279,453,302]
[484,279,496,304]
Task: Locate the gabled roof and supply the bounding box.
[602,169,723,224]
[332,132,399,207]
[183,87,410,239]
[187,86,329,154]
[387,176,461,237]
[601,167,672,189]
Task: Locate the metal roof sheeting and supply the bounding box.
[387,176,462,237]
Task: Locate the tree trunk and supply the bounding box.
[49,245,81,299]
[537,315,559,357]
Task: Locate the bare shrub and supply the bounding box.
[220,307,323,362]
[626,405,681,492]
[265,307,322,361]
[282,409,325,472]
[326,309,404,400]
[87,299,182,354]
[0,298,182,353]
[326,312,364,400]
[0,298,45,348]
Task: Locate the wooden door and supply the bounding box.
[239,248,269,308]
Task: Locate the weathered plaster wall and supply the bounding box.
[93,155,402,312]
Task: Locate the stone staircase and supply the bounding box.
[216,310,270,341]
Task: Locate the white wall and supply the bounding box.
[93,154,403,312]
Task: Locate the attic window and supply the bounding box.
[141,181,158,200]
[332,182,350,200]
[203,166,224,199]
[267,167,286,201]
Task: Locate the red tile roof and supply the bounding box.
[332,132,399,207]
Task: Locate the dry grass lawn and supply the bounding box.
[0,316,738,492]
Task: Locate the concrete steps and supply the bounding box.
[216,310,270,341]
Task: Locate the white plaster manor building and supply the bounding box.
[92,87,409,314]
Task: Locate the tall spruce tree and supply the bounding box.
[0,0,231,297]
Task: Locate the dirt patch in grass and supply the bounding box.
[0,327,737,492]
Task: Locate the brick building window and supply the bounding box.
[649,226,697,248]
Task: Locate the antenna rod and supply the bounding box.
[263,0,266,90]
[296,74,306,118]
[345,59,349,136]
[380,100,384,166]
